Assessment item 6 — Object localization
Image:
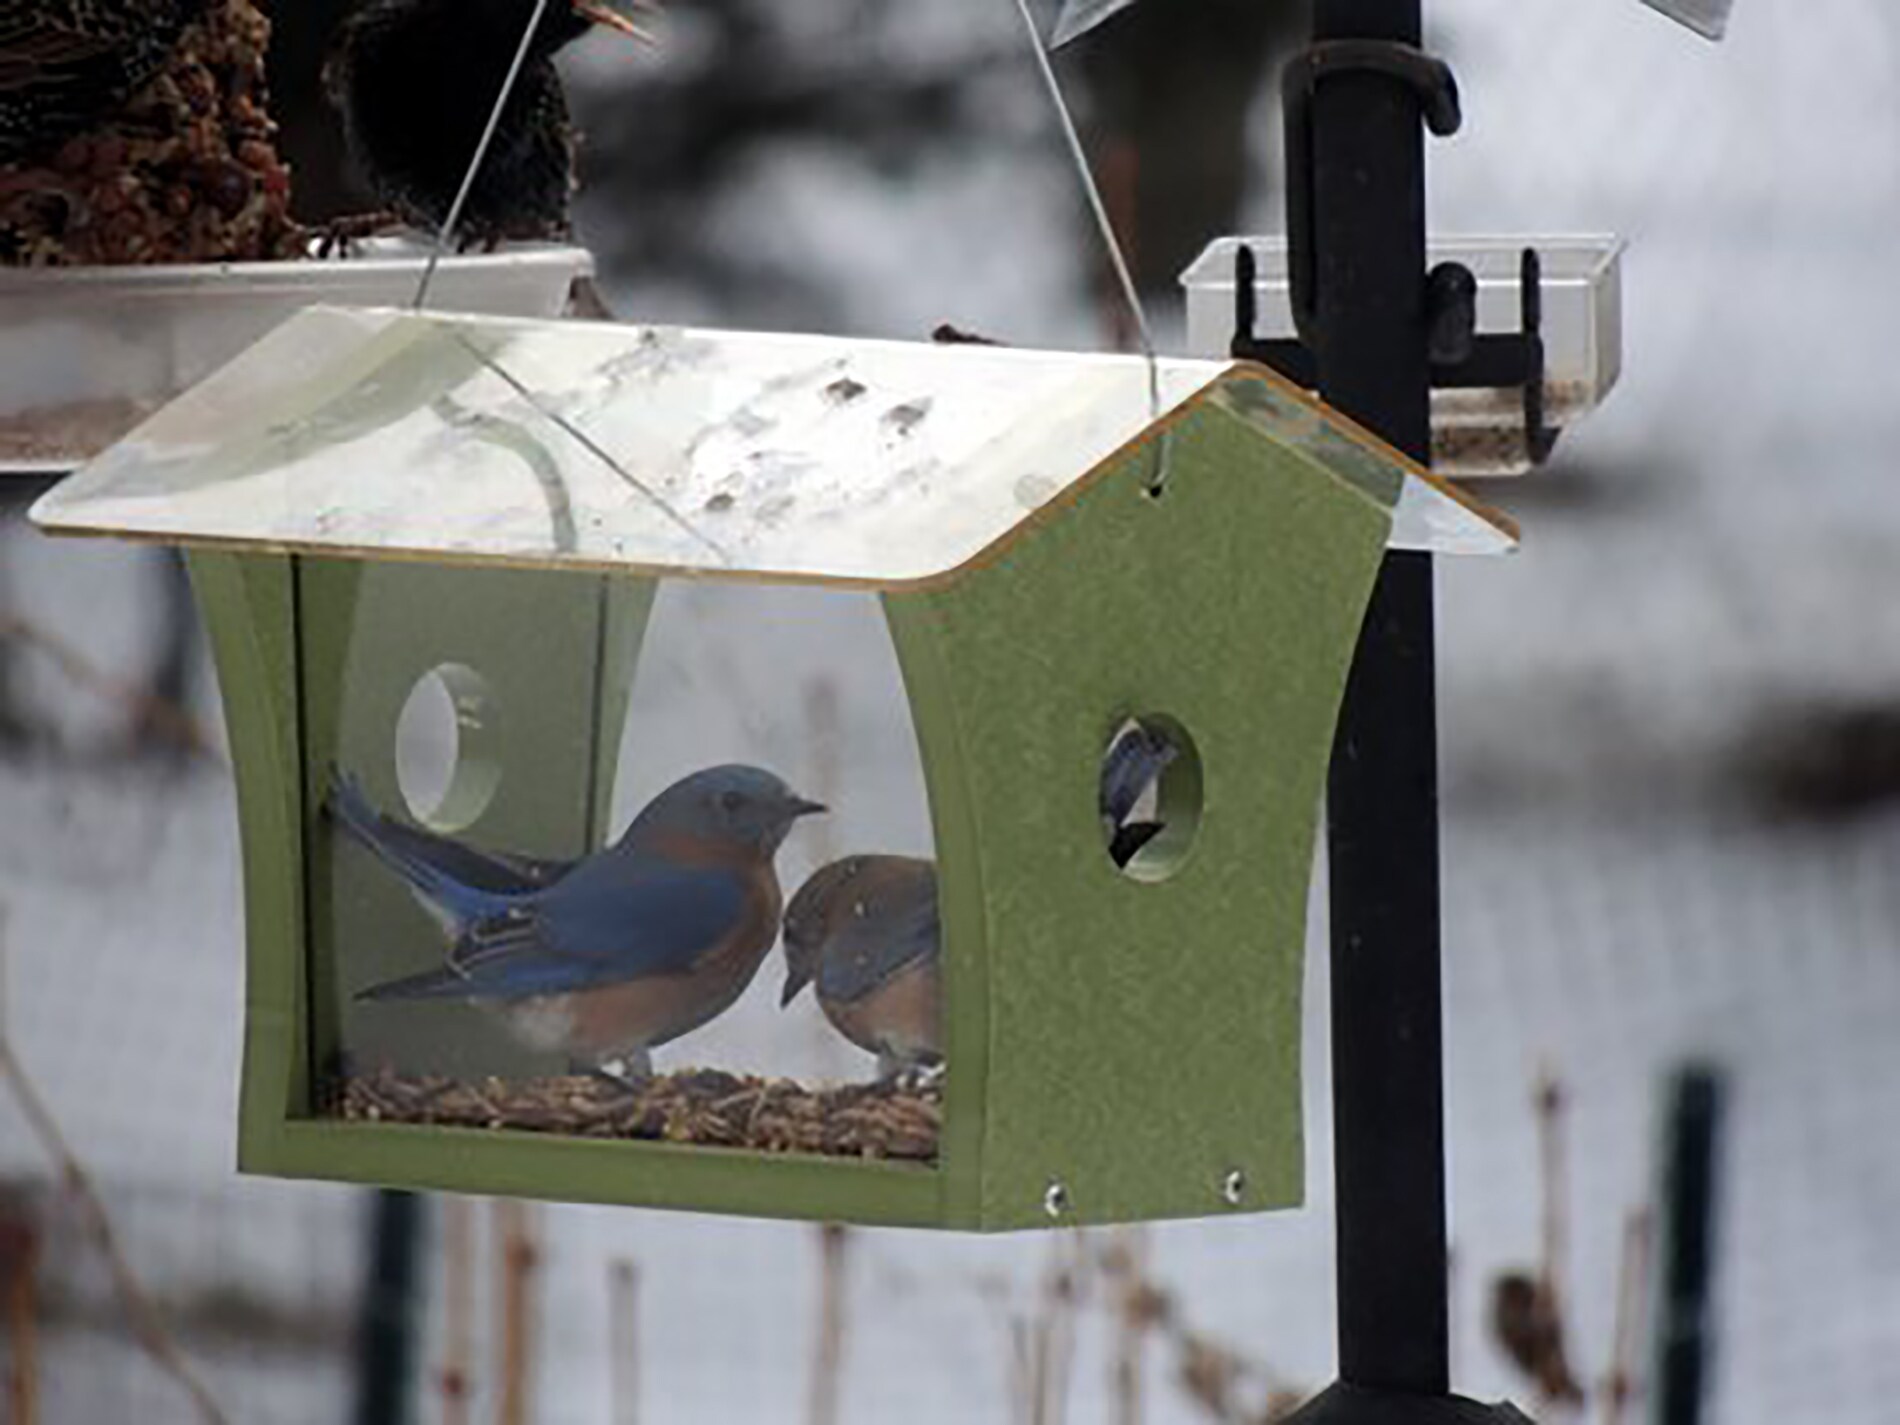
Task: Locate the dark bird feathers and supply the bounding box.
[0,1,207,164]
[323,0,609,248]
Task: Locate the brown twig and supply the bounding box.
[809,1224,850,1425]
[1,1199,39,1425]
[493,1198,539,1425]
[610,1258,640,1425]
[1110,1226,1149,1425]
[0,937,229,1425]
[1599,1210,1653,1425]
[438,1195,475,1425]
[1031,1234,1086,1425]
[0,612,221,761]
[1538,1070,1569,1315]
[1091,1236,1304,1425]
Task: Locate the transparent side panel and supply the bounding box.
[308,559,941,1164]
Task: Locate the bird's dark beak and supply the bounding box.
[572,0,657,40]
[786,797,827,819]
[780,968,812,1007]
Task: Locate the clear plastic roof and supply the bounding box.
[32,307,1514,585]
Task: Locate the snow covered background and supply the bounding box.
[3,0,1900,1420]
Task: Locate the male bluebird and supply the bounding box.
[780,855,942,1080]
[334,764,824,1084]
[1100,720,1179,867]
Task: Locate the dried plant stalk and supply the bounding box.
[1109,1226,1149,1425]
[1599,1210,1653,1425]
[2,1208,39,1425]
[610,1259,640,1425]
[808,1224,851,1425]
[438,1196,475,1425]
[492,1199,539,1425]
[0,939,227,1425]
[0,613,219,760]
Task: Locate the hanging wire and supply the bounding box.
[411,0,556,309]
[1007,0,1172,493]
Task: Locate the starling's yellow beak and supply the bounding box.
[572,0,657,41]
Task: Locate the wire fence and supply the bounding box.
[4,1,1900,1422]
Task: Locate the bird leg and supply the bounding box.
[879,1054,945,1091]
[580,1049,654,1094]
[312,209,405,259]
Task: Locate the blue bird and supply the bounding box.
[333,764,825,1083]
[1100,720,1180,867]
[781,855,942,1081]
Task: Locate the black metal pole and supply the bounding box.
[1310,0,1449,1402]
[353,1188,425,1425]
[1654,1065,1726,1425]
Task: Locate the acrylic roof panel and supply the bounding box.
[31,307,1514,583]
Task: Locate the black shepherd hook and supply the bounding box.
[1282,40,1463,344]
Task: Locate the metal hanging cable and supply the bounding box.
[1007,0,1172,492]
[411,0,556,309]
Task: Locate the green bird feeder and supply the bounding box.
[30,306,1511,1230]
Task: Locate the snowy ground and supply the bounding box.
[4,1,1900,1421]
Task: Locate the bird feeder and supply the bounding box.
[31,306,1512,1229]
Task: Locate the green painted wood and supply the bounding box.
[296,559,653,1083]
[881,595,993,1229]
[886,391,1391,1229]
[268,1119,944,1226]
[186,551,309,1165]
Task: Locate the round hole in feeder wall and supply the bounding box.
[394,663,503,833]
[1100,715,1203,883]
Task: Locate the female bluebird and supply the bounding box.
[334,763,824,1084]
[781,855,943,1081]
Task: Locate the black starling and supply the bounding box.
[0,0,208,166]
[324,0,648,249]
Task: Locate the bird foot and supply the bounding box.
[311,210,405,259]
[878,1055,945,1091]
[580,1051,653,1094]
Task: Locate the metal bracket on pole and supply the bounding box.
[1283,41,1462,345]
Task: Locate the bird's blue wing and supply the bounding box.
[1099,723,1179,826]
[429,858,752,1000]
[818,886,940,1005]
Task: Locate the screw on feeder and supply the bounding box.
[1221,1169,1246,1207]
[1043,1180,1070,1219]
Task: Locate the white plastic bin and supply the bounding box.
[0,239,593,471]
[1180,235,1624,476]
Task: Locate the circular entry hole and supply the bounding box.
[1099,715,1202,883]
[395,663,502,832]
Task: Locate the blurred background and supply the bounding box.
[4,0,1899,1420]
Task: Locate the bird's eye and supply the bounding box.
[719,790,744,813]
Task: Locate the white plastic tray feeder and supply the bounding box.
[0,239,592,472]
[1181,236,1624,477]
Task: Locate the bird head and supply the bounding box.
[779,856,871,1006]
[633,765,825,859]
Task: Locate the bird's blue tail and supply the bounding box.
[326,771,512,932]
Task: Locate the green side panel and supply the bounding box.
[880,601,991,1229]
[186,552,308,1163]
[887,395,1390,1229]
[267,1120,943,1226]
[296,559,654,1083]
